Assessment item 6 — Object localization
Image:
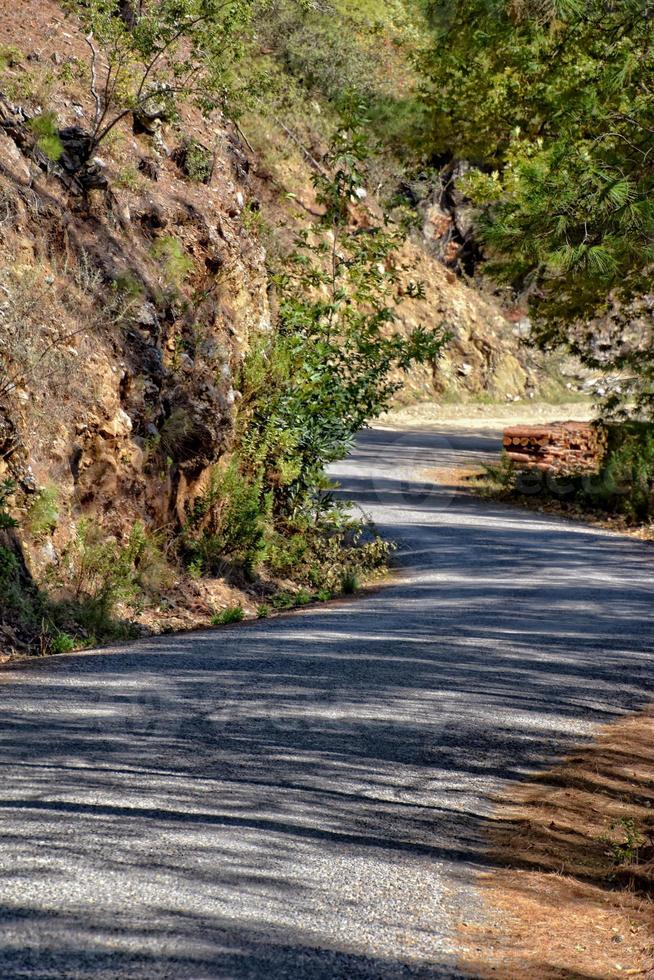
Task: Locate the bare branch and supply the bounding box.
[85,34,103,132]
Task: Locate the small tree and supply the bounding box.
[238,114,446,517]
[69,0,254,162]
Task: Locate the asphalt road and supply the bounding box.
[1,425,653,978]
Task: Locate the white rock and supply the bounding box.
[41,540,57,564]
[117,409,132,431]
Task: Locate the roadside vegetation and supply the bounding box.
[2,0,654,655]
[0,0,444,656]
[418,0,654,533]
[420,0,654,417]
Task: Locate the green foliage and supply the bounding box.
[177,139,214,183]
[589,424,654,523]
[600,817,646,869]
[420,0,654,408]
[49,520,169,638]
[238,115,445,521]
[183,460,269,575]
[174,118,437,592]
[50,632,76,654]
[480,453,517,495]
[252,0,427,161]
[150,236,194,288]
[270,590,296,610]
[157,407,197,463]
[26,485,59,539]
[69,0,256,154]
[0,545,20,600]
[211,605,245,625]
[112,270,145,300]
[28,112,63,162]
[0,480,18,532]
[256,602,271,618]
[114,164,142,190]
[340,569,359,595]
[0,488,44,630]
[0,44,22,69]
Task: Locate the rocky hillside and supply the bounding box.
[0,1,576,654]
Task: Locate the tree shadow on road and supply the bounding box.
[0,426,653,977]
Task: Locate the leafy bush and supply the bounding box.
[26,485,59,539]
[28,112,64,162]
[175,119,434,593]
[340,570,359,595]
[237,116,445,522]
[420,0,654,414]
[50,632,76,654]
[68,0,255,161]
[183,461,268,576]
[150,236,194,289]
[174,139,214,183]
[211,605,245,625]
[480,453,517,496]
[0,44,22,70]
[0,479,18,532]
[584,424,654,523]
[48,520,170,639]
[114,165,141,191]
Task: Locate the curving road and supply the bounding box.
[1,424,654,978]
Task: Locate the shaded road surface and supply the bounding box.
[1,425,654,978]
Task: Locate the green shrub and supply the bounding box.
[211,605,245,625]
[51,632,76,654]
[48,520,169,639]
[184,461,268,575]
[28,112,63,162]
[26,485,59,539]
[175,139,214,183]
[0,544,20,599]
[585,423,654,522]
[0,44,22,69]
[256,603,271,618]
[114,165,141,191]
[340,570,359,595]
[479,453,517,496]
[158,408,197,464]
[112,270,145,301]
[0,479,18,532]
[150,236,194,289]
[271,590,296,610]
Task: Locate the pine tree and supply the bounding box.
[420,0,654,412]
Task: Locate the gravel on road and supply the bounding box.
[0,423,653,978]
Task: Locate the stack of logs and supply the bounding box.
[503,421,607,474]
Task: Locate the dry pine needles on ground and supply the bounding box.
[459,709,654,978]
